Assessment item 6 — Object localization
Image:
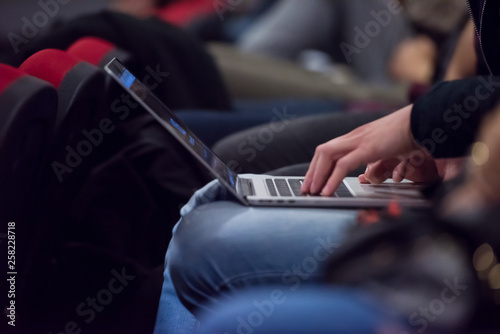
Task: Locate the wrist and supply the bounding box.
[404,104,423,153]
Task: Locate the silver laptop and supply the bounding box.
[105,59,429,208]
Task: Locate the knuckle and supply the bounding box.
[315,144,326,154]
[372,174,386,184]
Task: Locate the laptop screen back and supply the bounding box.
[105,59,240,195]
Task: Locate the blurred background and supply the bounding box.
[0,0,109,55]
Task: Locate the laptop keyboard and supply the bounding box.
[274,179,293,196]
[265,179,278,197]
[287,179,303,196]
[265,179,353,198]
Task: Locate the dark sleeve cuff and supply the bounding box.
[411,77,500,158]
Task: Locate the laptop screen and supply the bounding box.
[105,59,239,192]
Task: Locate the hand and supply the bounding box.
[302,105,420,196]
[359,157,465,185]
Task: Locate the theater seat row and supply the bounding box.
[0,37,151,334]
[0,37,133,222]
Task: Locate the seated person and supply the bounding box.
[390,0,469,84]
[211,17,476,175]
[154,2,500,332]
[198,103,500,334]
[224,0,413,84]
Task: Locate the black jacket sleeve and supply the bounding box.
[411,76,500,158]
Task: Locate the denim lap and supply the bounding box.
[166,179,358,316]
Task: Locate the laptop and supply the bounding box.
[105,58,429,208]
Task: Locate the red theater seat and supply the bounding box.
[67,37,136,108]
[0,64,57,221]
[19,49,106,136]
[67,37,133,68]
[156,0,214,26]
[18,49,111,198]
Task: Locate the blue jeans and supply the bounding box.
[198,287,409,334]
[155,179,358,333]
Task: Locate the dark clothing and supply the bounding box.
[412,76,500,158]
[9,14,232,329]
[19,112,214,333]
[178,99,342,147]
[470,0,500,76]
[4,11,231,111]
[213,112,385,174]
[409,0,500,159]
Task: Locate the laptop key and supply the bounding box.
[274,179,292,197]
[334,183,353,198]
[287,179,303,197]
[265,179,278,197]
